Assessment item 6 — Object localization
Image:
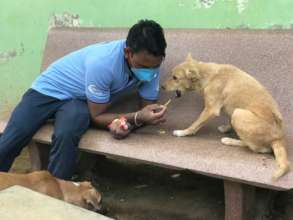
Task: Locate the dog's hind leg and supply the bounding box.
[221,137,247,147]
[231,108,289,179]
[271,139,290,180]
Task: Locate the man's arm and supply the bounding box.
[87,101,136,129]
[88,99,167,126]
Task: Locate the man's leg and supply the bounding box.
[48,99,90,180]
[0,89,62,171]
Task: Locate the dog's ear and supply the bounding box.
[186,53,193,62]
[186,68,200,81]
[186,53,199,64]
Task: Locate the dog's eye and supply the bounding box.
[172,76,178,80]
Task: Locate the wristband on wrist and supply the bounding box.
[134,111,143,127]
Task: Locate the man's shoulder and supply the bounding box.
[87,39,125,54]
[85,39,126,71]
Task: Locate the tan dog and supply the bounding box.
[162,53,290,180]
[0,171,103,211]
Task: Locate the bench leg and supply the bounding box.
[224,180,255,220]
[28,142,49,171]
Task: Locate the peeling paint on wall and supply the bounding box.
[237,0,249,14]
[48,12,81,29]
[235,24,250,29]
[0,50,17,64]
[0,43,24,64]
[269,24,285,29]
[191,0,250,13]
[199,0,216,8]
[178,0,185,7]
[191,0,216,9]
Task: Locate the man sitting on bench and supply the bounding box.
[0,19,167,180]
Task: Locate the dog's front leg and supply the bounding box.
[173,106,220,137]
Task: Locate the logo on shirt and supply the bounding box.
[156,83,160,91]
[88,84,106,96]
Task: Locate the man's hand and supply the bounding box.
[137,104,167,125]
[108,118,131,139]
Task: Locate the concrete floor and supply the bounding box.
[0,186,111,220]
[11,148,293,220]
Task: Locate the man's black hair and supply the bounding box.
[126,19,167,57]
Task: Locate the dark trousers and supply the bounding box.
[0,89,90,179]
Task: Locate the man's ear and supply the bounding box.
[124,47,133,59]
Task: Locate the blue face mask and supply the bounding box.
[131,67,159,82]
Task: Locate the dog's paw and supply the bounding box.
[272,163,290,181]
[221,137,239,146]
[173,130,188,137]
[221,137,231,145]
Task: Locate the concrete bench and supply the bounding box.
[0,186,112,220]
[1,27,293,220]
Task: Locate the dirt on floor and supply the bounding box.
[10,148,293,220]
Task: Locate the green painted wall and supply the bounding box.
[1,0,293,116]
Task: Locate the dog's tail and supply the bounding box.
[271,139,290,180]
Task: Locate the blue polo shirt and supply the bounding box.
[31,40,160,103]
